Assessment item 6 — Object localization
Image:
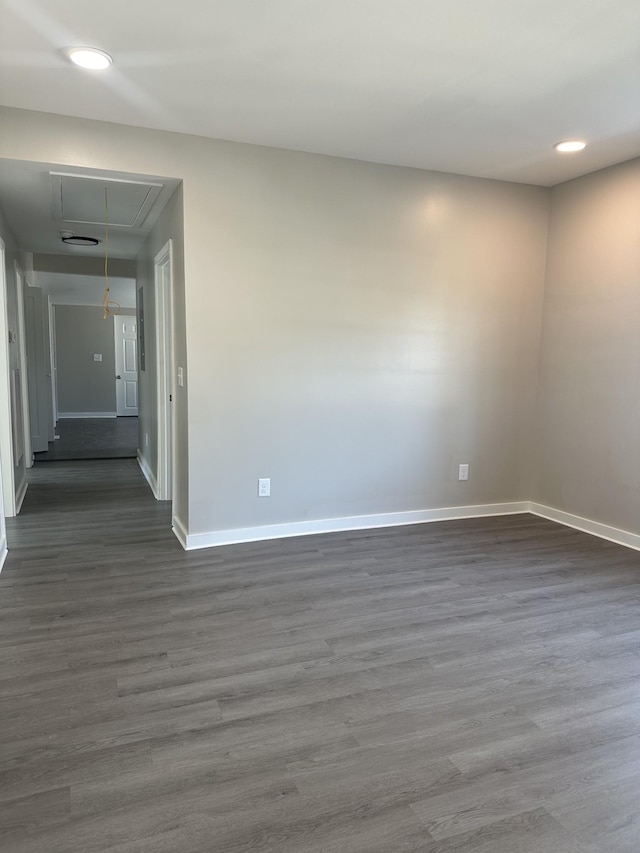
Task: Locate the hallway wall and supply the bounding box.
[0,202,28,516]
[55,306,118,416]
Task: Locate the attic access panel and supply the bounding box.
[50,172,163,228]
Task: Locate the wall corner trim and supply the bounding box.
[137,450,158,499]
[528,502,640,552]
[172,516,188,550]
[181,501,531,550]
[0,535,7,573]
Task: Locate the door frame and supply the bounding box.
[0,237,16,516]
[51,304,59,420]
[14,263,32,468]
[47,298,57,430]
[154,240,175,502]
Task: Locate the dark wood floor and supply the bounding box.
[34,417,138,462]
[2,461,640,851]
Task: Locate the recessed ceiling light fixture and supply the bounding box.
[554,140,587,153]
[61,231,100,247]
[67,47,112,70]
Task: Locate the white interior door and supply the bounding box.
[115,316,138,416]
[24,286,50,454]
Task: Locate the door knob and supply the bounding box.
[116,374,122,379]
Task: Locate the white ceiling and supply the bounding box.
[0,159,181,258]
[0,0,639,185]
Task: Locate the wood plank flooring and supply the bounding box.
[34,417,138,462]
[2,460,640,851]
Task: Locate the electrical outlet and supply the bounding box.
[458,463,469,481]
[258,478,271,497]
[93,353,102,362]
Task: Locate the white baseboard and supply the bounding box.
[137,450,158,499]
[172,515,189,549]
[0,535,7,573]
[181,501,530,551]
[57,412,117,419]
[15,477,27,514]
[529,502,640,552]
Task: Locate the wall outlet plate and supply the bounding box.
[458,463,469,481]
[258,478,271,497]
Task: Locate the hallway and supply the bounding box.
[2,463,640,851]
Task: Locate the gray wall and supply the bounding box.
[532,158,640,534]
[136,184,188,526]
[55,306,117,414]
[0,106,549,541]
[185,150,549,534]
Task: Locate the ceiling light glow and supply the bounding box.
[67,48,112,70]
[554,140,586,153]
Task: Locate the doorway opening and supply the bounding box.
[0,157,184,542]
[35,293,139,462]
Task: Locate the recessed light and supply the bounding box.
[67,48,112,70]
[554,140,587,153]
